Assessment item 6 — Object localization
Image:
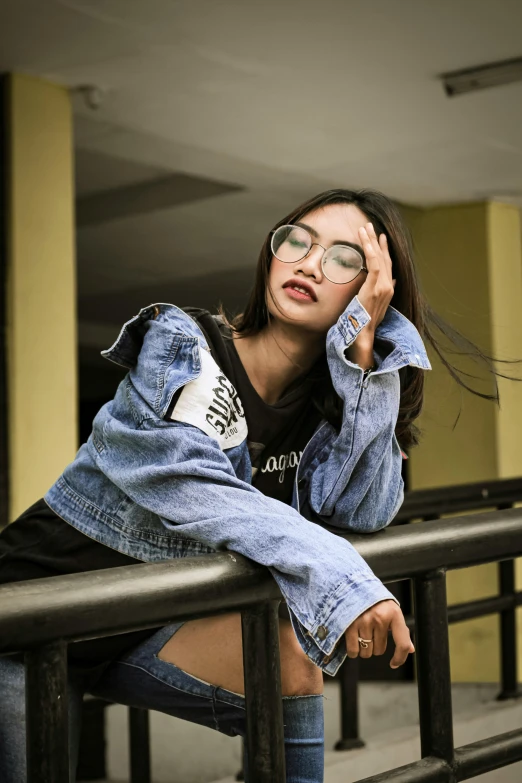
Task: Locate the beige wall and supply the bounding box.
[6,73,77,520]
[402,202,522,682]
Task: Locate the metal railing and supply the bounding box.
[1,506,522,782]
[334,476,522,751]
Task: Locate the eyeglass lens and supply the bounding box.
[271,225,364,284]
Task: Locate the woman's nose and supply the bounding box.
[294,244,324,279]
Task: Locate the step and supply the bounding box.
[212,697,522,783]
[100,682,521,783]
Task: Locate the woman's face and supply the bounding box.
[267,203,371,335]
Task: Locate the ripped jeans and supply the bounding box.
[0,622,324,783]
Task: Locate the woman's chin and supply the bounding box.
[268,304,330,335]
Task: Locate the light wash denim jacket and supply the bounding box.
[45,297,431,675]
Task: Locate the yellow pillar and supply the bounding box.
[4,73,77,521]
[403,202,522,682]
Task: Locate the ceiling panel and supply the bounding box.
[2,0,522,316]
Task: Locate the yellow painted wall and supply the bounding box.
[402,202,522,682]
[6,73,77,520]
[487,203,522,479]
[486,203,522,682]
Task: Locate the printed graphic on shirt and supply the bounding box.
[261,450,303,484]
[247,440,265,478]
[170,348,247,450]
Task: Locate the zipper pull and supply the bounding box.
[362,365,375,387]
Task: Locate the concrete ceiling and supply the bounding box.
[2,0,522,364]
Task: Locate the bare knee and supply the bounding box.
[279,624,323,697]
[158,614,323,698]
[280,664,323,696]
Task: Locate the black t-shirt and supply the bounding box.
[183,308,325,504]
[0,309,327,680]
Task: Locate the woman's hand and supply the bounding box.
[344,599,414,669]
[357,222,395,329]
[346,222,395,370]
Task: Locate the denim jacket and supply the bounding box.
[45,297,431,675]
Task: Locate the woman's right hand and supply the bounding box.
[344,599,414,668]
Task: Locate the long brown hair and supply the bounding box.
[227,189,516,450]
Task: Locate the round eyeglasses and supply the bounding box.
[270,224,368,285]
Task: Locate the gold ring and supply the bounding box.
[358,637,373,649]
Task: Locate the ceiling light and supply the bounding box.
[440,56,522,97]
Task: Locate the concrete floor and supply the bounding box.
[97,681,522,783]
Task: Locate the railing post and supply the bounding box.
[241,601,286,783]
[25,641,69,783]
[334,658,365,750]
[497,559,520,700]
[413,569,455,772]
[129,707,151,783]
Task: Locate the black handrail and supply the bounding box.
[333,477,522,752]
[395,476,522,522]
[1,508,522,782]
[0,553,277,650]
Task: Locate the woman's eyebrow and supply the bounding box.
[295,221,319,237]
[295,221,365,257]
[334,239,365,258]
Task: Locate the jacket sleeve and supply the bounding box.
[91,371,397,676]
[302,297,405,533]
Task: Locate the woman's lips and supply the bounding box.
[282,280,317,302]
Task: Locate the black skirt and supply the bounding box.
[0,499,161,684]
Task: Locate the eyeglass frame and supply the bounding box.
[269,224,368,285]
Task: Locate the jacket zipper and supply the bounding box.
[294,421,329,514]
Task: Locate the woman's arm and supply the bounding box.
[301,353,404,531]
[302,224,429,532]
[89,373,396,676]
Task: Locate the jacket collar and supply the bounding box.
[102,301,430,373]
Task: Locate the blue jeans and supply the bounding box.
[0,622,324,782]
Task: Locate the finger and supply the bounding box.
[358,226,380,276]
[379,233,393,283]
[372,623,388,657]
[389,615,415,669]
[366,223,385,267]
[357,623,374,659]
[345,625,361,659]
[367,224,392,288]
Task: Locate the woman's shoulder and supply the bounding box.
[181,307,232,339]
[99,303,216,371]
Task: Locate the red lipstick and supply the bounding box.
[282,278,317,302]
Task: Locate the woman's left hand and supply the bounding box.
[357,222,395,329]
[345,599,415,668]
[346,222,395,369]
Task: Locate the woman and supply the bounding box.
[0,189,496,782]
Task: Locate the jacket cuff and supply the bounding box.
[335,296,372,348]
[289,577,399,676]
